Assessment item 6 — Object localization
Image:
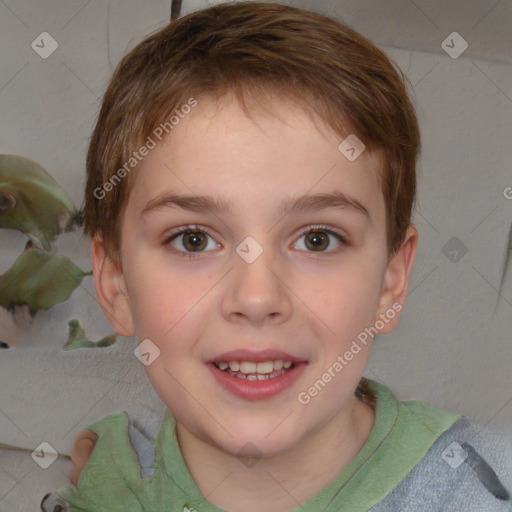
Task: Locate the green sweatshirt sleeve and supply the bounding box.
[55,412,148,512]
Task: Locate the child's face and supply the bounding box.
[97,92,415,458]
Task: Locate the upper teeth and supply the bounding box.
[217,360,293,373]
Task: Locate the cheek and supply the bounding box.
[124,254,219,340]
[316,262,382,317]
[304,264,385,356]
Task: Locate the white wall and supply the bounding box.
[0,0,511,508]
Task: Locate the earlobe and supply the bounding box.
[91,236,135,337]
[377,226,418,334]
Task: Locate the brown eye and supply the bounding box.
[182,232,208,252]
[164,225,220,259]
[293,225,347,254]
[304,231,330,251]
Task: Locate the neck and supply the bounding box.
[176,397,375,512]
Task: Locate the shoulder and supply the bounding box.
[40,412,130,512]
[73,406,164,479]
[370,416,512,511]
[40,408,166,512]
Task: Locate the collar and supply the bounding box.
[154,379,461,511]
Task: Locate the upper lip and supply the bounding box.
[209,349,307,364]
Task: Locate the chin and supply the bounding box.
[220,435,296,460]
[205,417,304,459]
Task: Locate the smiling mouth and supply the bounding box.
[212,360,296,380]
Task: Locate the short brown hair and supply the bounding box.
[82,1,420,405]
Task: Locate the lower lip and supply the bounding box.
[208,362,307,400]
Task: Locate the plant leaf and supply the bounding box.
[0,248,91,313]
[0,154,80,249]
[63,319,117,350]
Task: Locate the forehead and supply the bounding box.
[127,92,385,221]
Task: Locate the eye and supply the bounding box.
[293,225,347,254]
[163,223,348,260]
[163,225,220,259]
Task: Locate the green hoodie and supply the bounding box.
[42,380,469,511]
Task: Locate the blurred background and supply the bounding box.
[0,0,511,509]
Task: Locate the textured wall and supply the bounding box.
[0,1,511,509]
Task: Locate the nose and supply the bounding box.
[221,239,293,326]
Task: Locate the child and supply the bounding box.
[40,2,512,511]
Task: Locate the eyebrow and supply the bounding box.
[140,190,371,224]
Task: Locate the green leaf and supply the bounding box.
[0,154,80,249]
[63,319,117,350]
[0,248,92,313]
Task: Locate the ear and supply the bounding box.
[376,226,418,334]
[91,236,135,337]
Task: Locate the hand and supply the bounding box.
[69,430,98,485]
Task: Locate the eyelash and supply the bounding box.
[162,224,348,260]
